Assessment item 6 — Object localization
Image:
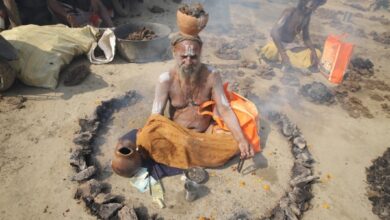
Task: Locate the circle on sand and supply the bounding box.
[92,98,294,219]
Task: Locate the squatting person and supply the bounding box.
[260,0,326,72]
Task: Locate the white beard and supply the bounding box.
[178,63,202,83]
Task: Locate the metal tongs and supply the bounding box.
[237,158,245,173]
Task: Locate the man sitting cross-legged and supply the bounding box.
[119,33,256,177]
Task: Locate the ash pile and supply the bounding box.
[366,148,390,220]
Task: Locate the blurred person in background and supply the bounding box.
[48,0,113,27]
[260,0,326,72]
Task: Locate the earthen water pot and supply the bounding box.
[176,10,209,36]
[111,140,142,178]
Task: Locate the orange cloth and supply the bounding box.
[136,114,239,169]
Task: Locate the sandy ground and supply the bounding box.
[1,0,390,219]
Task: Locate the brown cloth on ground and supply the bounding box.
[136,114,239,169]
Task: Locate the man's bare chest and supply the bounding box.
[168,79,212,109]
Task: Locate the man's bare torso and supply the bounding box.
[275,8,310,43]
[167,64,215,132]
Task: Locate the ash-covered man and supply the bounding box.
[260,0,326,72]
[120,34,255,174]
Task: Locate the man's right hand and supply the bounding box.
[238,139,254,159]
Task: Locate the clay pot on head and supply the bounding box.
[176,10,209,36]
[111,140,142,178]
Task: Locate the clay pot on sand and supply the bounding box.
[176,10,209,36]
[111,140,142,177]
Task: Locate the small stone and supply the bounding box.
[94,193,121,205]
[72,166,97,182]
[284,206,298,220]
[293,136,306,149]
[299,202,310,212]
[98,203,123,220]
[296,151,314,164]
[292,126,301,137]
[118,206,138,220]
[289,187,313,204]
[78,118,99,133]
[272,207,286,220]
[290,203,301,216]
[82,196,100,214]
[69,148,87,171]
[75,179,104,199]
[282,123,294,137]
[73,132,93,146]
[292,163,311,177]
[290,175,319,188]
[296,158,314,168]
[279,197,290,209]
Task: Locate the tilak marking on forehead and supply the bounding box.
[184,44,195,56]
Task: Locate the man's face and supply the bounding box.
[173,40,202,77]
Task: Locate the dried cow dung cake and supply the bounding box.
[127,27,158,41]
[370,31,390,45]
[366,148,390,220]
[300,82,335,105]
[178,3,206,18]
